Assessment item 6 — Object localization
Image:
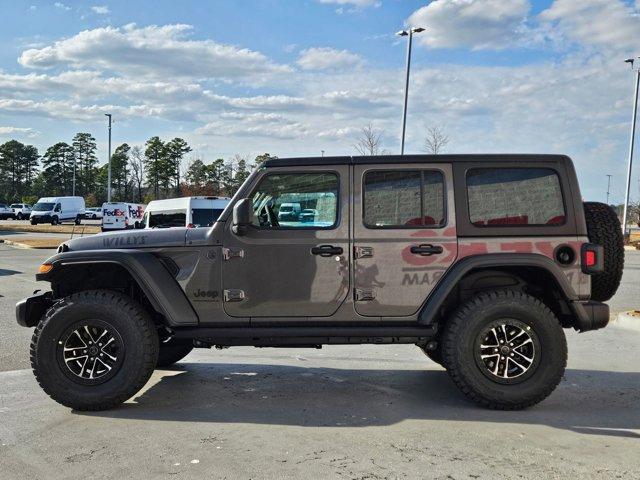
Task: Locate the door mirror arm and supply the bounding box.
[232,198,252,236]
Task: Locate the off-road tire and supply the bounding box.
[157,341,194,368]
[441,290,567,410]
[30,290,159,411]
[583,202,624,302]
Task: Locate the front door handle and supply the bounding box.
[311,245,344,257]
[410,244,443,256]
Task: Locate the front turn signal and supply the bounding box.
[38,263,53,274]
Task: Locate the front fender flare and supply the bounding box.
[37,249,198,326]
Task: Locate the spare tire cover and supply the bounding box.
[583,202,624,302]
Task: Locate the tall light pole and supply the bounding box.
[606,174,612,205]
[622,58,640,237]
[397,26,425,155]
[105,113,112,202]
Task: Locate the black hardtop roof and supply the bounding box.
[263,154,571,168]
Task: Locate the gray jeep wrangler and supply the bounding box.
[17,154,624,411]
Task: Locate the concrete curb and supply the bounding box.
[0,239,58,249]
[611,311,640,332]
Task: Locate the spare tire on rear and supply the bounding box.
[583,202,624,302]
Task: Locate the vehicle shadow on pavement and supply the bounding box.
[80,364,640,438]
[0,268,21,276]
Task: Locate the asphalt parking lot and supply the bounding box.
[0,243,639,479]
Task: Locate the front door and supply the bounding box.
[222,166,350,318]
[353,163,458,317]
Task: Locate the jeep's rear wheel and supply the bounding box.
[157,341,193,368]
[583,202,624,302]
[30,290,159,411]
[441,290,567,410]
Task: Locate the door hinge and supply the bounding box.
[354,288,375,301]
[354,246,374,259]
[223,289,245,302]
[222,247,245,261]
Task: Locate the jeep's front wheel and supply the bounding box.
[157,341,193,368]
[30,290,159,411]
[441,290,567,410]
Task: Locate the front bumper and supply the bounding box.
[571,300,609,332]
[16,291,53,327]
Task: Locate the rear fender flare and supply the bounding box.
[418,253,579,325]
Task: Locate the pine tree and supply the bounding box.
[72,133,97,196]
[144,136,165,199]
[165,138,191,195]
[110,143,131,200]
[0,140,39,202]
[42,142,74,195]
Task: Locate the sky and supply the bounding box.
[1,0,640,202]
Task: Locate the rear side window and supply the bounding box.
[191,208,224,228]
[363,170,445,228]
[467,168,565,227]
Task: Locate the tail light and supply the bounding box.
[581,243,604,274]
[187,223,195,228]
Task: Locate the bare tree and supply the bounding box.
[129,145,145,202]
[424,126,450,155]
[354,123,384,156]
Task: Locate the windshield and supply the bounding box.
[191,208,224,227]
[33,202,55,211]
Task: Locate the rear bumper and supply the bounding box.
[16,291,53,327]
[571,300,609,332]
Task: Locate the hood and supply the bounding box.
[61,228,188,252]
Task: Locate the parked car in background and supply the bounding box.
[0,203,15,219]
[30,196,85,225]
[277,202,301,222]
[101,202,145,232]
[143,196,229,228]
[299,208,318,223]
[10,203,32,220]
[84,207,103,220]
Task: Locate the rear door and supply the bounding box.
[222,166,350,318]
[353,163,457,317]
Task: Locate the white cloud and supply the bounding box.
[18,24,291,81]
[407,0,530,50]
[54,2,71,11]
[297,47,364,71]
[539,0,640,51]
[91,5,110,15]
[0,126,39,137]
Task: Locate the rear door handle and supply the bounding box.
[311,245,344,257]
[410,244,443,256]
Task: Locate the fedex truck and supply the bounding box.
[101,202,145,232]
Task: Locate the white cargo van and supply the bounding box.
[30,196,85,225]
[143,196,230,228]
[101,202,145,231]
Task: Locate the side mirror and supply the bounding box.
[232,198,252,236]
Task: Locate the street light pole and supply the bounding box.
[606,174,612,205]
[105,113,112,202]
[397,27,425,155]
[622,59,640,236]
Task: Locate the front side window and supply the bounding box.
[250,172,339,229]
[467,168,566,226]
[363,170,445,228]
